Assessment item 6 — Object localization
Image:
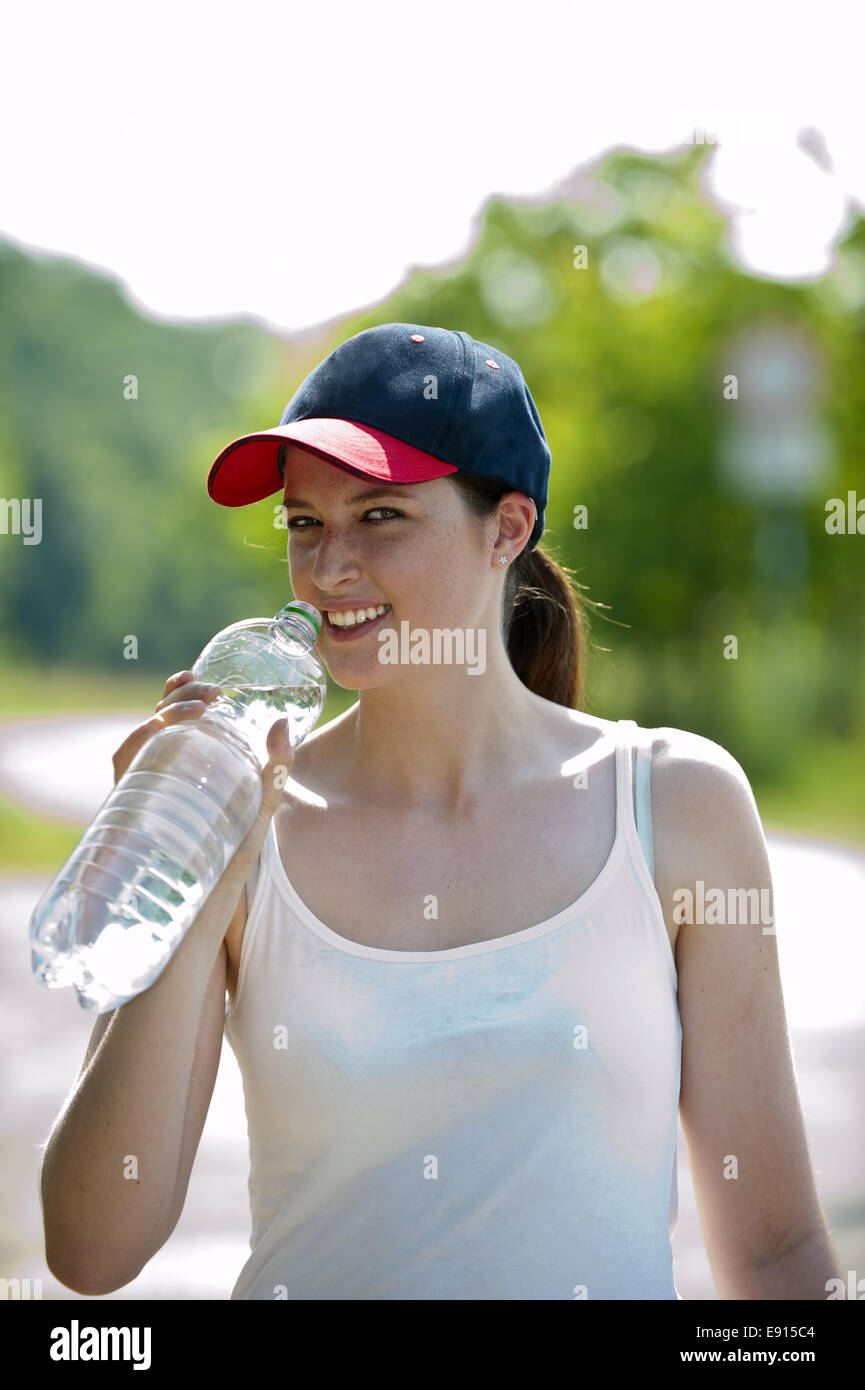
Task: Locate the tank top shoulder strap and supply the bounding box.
[245,847,262,913]
[615,718,655,883]
[244,733,655,907]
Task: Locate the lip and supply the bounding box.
[320,601,389,612]
[323,605,392,641]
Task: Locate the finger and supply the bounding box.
[161,669,195,697]
[159,700,207,719]
[113,714,162,759]
[112,703,210,783]
[114,703,205,759]
[155,681,217,711]
[259,718,293,808]
[112,715,163,781]
[267,715,293,761]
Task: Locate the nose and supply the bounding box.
[306,526,363,592]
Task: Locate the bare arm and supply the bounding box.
[39,674,291,1296]
[40,879,243,1295]
[652,728,843,1300]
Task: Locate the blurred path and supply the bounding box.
[0,712,140,822]
[1,714,863,1300]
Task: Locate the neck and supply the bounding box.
[339,641,544,815]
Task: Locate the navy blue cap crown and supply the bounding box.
[278,323,550,550]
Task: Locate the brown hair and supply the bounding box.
[447,472,598,709]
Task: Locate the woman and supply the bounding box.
[41,323,841,1300]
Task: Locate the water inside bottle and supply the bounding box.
[29,674,324,1012]
[207,682,320,765]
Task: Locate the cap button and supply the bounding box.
[485,359,500,369]
[410,333,425,342]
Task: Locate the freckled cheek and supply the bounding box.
[286,534,419,595]
[418,578,477,629]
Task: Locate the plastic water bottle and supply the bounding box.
[29,600,326,1014]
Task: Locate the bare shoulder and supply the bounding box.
[646,725,770,957]
[650,722,765,843]
[649,724,760,830]
[532,697,618,753]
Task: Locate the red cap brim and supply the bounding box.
[207,418,458,506]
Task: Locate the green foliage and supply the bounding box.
[1,145,864,800]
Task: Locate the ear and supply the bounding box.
[492,492,535,555]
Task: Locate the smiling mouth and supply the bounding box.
[325,604,392,631]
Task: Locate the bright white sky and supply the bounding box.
[1,0,864,333]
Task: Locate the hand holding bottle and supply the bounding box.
[111,669,295,892]
[30,600,325,1012]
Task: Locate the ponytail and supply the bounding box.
[448,472,602,709]
[504,545,588,708]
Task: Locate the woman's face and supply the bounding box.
[281,445,498,688]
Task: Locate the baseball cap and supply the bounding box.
[206,322,550,550]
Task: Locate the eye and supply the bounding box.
[364,507,404,523]
[285,507,405,530]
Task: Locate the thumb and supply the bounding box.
[258,716,294,813]
[226,718,294,885]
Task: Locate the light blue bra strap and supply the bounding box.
[633,732,655,882]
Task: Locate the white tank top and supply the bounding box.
[224,718,682,1300]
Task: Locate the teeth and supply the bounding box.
[327,604,389,628]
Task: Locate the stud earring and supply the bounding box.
[496,555,508,566]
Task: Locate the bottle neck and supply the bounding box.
[274,606,320,649]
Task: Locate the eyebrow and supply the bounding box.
[281,487,420,507]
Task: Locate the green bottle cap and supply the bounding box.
[275,600,322,638]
